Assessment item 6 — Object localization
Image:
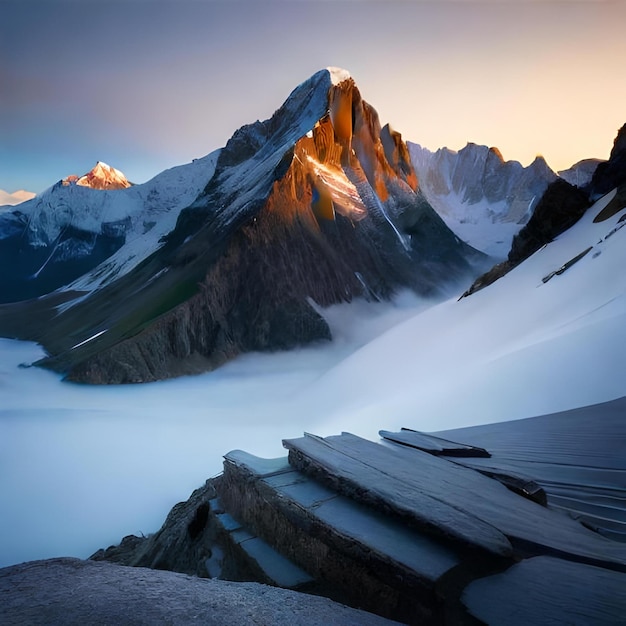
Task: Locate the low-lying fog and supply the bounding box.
[0,292,435,568]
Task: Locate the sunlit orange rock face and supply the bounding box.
[265,77,418,229]
[63,161,131,190]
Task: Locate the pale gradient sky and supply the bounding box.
[1,0,625,193]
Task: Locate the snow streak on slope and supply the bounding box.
[306,188,626,434]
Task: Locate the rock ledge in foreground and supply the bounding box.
[0,557,399,626]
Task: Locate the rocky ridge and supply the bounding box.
[462,178,590,296]
[557,158,603,188]
[0,558,398,626]
[409,142,557,258]
[589,123,626,197]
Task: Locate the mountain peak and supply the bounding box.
[327,66,351,85]
[488,146,504,162]
[62,161,131,190]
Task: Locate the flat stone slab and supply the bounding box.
[283,433,513,558]
[224,451,461,585]
[436,396,626,542]
[380,429,490,457]
[210,494,313,589]
[381,429,546,504]
[224,451,292,477]
[462,556,626,625]
[0,558,400,626]
[236,536,314,589]
[260,464,461,583]
[283,432,626,569]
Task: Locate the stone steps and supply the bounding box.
[208,496,314,589]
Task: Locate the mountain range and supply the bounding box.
[0,68,623,389]
[0,188,35,206]
[409,142,557,259]
[0,68,486,383]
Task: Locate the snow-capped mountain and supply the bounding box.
[0,155,219,302]
[0,188,35,207]
[1,149,624,574]
[62,161,132,190]
[409,142,558,259]
[0,68,485,383]
[462,125,626,298]
[0,70,623,581]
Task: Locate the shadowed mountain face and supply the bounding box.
[0,69,485,384]
[589,123,626,197]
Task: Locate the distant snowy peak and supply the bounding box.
[0,189,36,206]
[0,150,220,302]
[409,142,558,259]
[63,161,131,190]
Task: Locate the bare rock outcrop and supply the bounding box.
[0,558,398,626]
[589,123,626,197]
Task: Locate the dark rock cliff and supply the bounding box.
[507,179,590,263]
[589,123,626,197]
[462,122,626,297]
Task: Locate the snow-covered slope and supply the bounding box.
[409,142,557,259]
[304,187,626,433]
[0,188,623,570]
